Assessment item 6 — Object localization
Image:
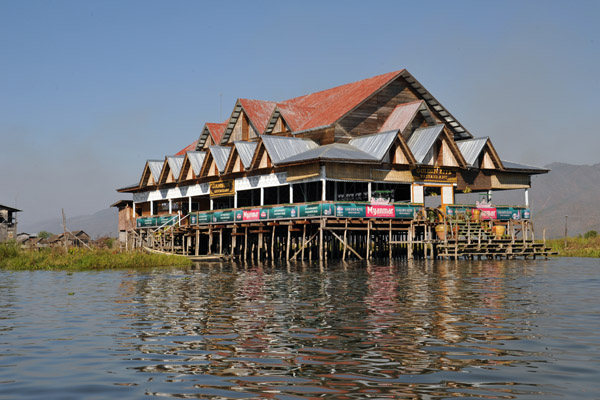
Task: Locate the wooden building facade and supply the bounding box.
[117,70,551,260]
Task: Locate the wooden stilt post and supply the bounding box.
[208,226,213,255]
[195,229,200,256]
[319,218,324,261]
[244,226,248,260]
[258,228,263,261]
[219,228,223,255]
[286,225,291,261]
[301,224,306,261]
[342,219,348,261]
[408,223,414,260]
[271,225,275,261]
[232,226,237,256]
[367,220,371,260]
[389,220,392,260]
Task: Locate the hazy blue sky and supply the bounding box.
[1,0,599,228]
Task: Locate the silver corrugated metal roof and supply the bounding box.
[234,141,259,169]
[281,143,379,164]
[166,155,185,178]
[349,130,398,160]
[501,160,549,173]
[407,124,444,164]
[148,160,164,183]
[261,135,319,165]
[456,137,488,167]
[186,151,206,176]
[209,146,232,173]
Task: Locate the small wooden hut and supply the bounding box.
[0,204,20,243]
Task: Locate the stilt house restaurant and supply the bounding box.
[116,69,551,260]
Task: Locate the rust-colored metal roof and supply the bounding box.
[281,70,404,132]
[238,99,277,134]
[274,103,316,132]
[379,101,423,133]
[206,122,227,144]
[175,141,197,156]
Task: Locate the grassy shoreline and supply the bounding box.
[545,236,600,258]
[0,242,192,270]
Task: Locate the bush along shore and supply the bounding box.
[545,231,600,258]
[0,242,192,270]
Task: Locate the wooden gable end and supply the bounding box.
[480,140,504,170]
[157,161,171,185]
[250,142,272,170]
[224,147,245,175]
[203,134,214,149]
[230,111,258,142]
[389,137,415,166]
[200,152,217,178]
[271,116,289,134]
[335,76,423,141]
[434,129,467,168]
[140,164,155,187]
[179,157,196,182]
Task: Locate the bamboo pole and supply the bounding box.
[319,218,324,261]
[342,220,348,261]
[271,225,275,261]
[286,225,291,261]
[301,224,306,261]
[367,220,371,260]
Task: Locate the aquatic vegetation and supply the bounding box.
[0,242,191,270]
[546,235,600,258]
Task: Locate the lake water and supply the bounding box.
[1,258,599,399]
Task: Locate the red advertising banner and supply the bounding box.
[365,205,395,218]
[479,207,497,220]
[243,209,261,221]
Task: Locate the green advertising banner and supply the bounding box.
[268,205,298,219]
[189,213,198,225]
[158,215,177,226]
[298,203,322,218]
[395,205,419,219]
[211,210,234,223]
[196,212,212,224]
[136,217,158,228]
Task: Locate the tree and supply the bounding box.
[38,231,52,239]
[584,230,598,239]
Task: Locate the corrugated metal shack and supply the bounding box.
[116,69,553,260]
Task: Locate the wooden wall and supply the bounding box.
[334,77,421,140]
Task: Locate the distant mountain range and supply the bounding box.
[489,162,600,238]
[17,162,599,240]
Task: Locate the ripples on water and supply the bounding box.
[1,258,599,399]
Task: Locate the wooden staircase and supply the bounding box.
[436,218,557,260]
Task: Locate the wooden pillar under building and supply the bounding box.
[244,226,248,260]
[389,220,392,260]
[319,218,324,261]
[232,226,237,256]
[219,228,223,255]
[195,229,200,256]
[301,224,306,261]
[367,220,371,260]
[271,225,275,260]
[286,225,291,260]
[342,220,348,261]
[208,226,213,255]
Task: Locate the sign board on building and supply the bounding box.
[210,180,235,197]
[412,167,457,183]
